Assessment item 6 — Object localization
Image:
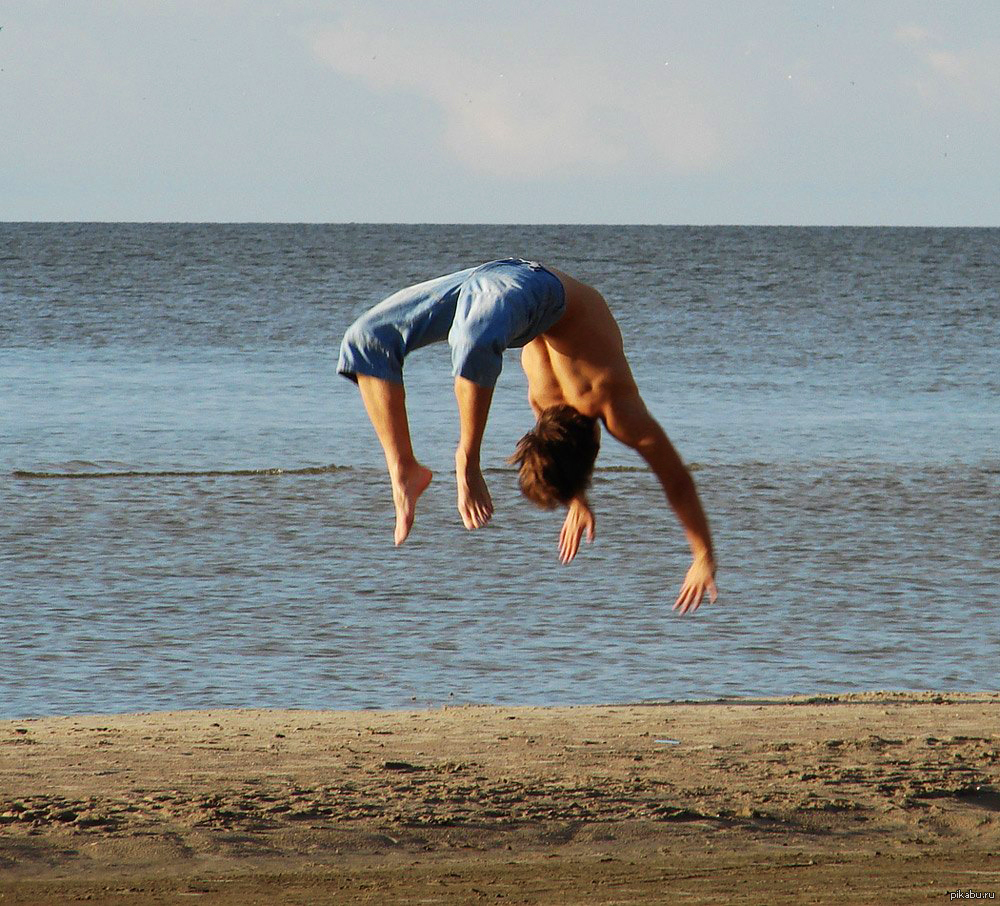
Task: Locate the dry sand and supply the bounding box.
[1,693,998,904]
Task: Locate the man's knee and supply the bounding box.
[448,296,507,386]
[449,336,504,387]
[338,315,405,383]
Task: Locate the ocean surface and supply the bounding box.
[2,224,998,718]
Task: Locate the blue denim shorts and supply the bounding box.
[338,258,566,387]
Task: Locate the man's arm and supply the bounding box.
[601,391,718,614]
[454,376,495,530]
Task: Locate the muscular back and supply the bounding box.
[521,266,639,420]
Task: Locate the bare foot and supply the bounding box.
[390,464,433,546]
[456,457,494,530]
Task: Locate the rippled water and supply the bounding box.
[2,224,998,717]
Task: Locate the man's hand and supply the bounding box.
[559,497,595,564]
[456,453,494,530]
[673,554,718,615]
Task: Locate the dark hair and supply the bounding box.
[509,405,600,509]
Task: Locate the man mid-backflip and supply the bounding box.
[338,257,718,614]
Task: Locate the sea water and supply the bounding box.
[1,224,997,717]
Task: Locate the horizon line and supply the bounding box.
[2,220,999,229]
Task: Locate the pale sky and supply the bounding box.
[2,0,999,224]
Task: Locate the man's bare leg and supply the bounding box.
[454,376,494,530]
[356,375,433,545]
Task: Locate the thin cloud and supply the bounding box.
[894,24,932,47]
[307,16,722,179]
[896,24,1000,112]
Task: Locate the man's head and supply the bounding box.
[509,405,600,509]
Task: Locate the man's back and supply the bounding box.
[522,265,639,420]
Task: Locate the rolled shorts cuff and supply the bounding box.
[337,338,404,384]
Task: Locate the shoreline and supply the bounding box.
[2,693,998,904]
[6,688,998,722]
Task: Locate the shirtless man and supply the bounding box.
[338,258,718,614]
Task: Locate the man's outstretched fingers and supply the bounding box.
[673,554,717,613]
[559,499,595,565]
[673,583,701,614]
[559,525,579,564]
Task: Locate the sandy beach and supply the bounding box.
[1,693,997,904]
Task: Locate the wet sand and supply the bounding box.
[1,693,998,904]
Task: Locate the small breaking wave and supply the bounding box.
[12,463,348,480]
[594,463,705,473]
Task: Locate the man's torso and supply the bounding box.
[523,266,639,420]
